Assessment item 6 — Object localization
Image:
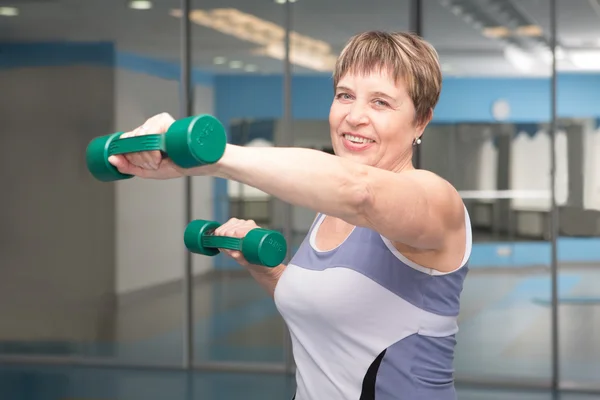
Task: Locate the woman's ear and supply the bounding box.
[416,108,433,134]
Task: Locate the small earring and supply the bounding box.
[413,137,422,146]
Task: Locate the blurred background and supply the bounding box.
[1,0,600,398]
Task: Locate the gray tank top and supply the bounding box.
[274,208,472,400]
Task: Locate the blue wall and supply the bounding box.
[215,73,600,124]
[3,41,600,267]
[3,42,599,126]
[0,42,213,85]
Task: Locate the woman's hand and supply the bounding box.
[213,218,286,297]
[108,112,187,180]
[212,218,264,269]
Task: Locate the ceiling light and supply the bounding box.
[244,64,258,72]
[504,45,535,72]
[0,7,18,16]
[229,60,243,69]
[451,5,462,15]
[555,47,567,60]
[515,24,543,37]
[570,50,600,70]
[171,8,336,71]
[538,46,567,64]
[482,26,511,38]
[130,0,152,10]
[274,0,297,3]
[252,42,337,71]
[213,56,226,64]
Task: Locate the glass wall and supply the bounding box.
[188,0,288,367]
[2,0,600,396]
[110,0,188,367]
[420,0,554,385]
[0,0,185,367]
[555,0,600,389]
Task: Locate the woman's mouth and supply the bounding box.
[343,133,375,144]
[342,133,375,151]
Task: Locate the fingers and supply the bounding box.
[214,218,245,238]
[107,154,153,178]
[150,112,176,132]
[120,112,175,170]
[214,218,257,238]
[225,250,246,264]
[213,218,259,265]
[107,154,127,169]
[120,125,161,170]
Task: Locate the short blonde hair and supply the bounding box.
[333,31,442,126]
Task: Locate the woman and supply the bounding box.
[109,30,471,400]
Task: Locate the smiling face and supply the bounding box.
[328,31,442,171]
[329,69,423,171]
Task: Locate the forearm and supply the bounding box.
[246,263,286,298]
[191,145,368,223]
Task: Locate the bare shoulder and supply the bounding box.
[392,169,468,272]
[401,168,455,192]
[403,169,464,227]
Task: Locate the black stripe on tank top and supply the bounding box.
[360,349,386,399]
[291,349,386,400]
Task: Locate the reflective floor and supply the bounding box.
[2,261,600,394]
[2,364,600,400]
[455,263,600,383]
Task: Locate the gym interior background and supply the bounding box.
[2,0,600,398]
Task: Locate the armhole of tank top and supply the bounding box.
[309,212,323,231]
[308,213,326,251]
[379,204,473,276]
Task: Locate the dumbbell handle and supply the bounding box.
[86,114,226,182]
[184,220,287,267]
[107,134,166,156]
[202,235,245,251]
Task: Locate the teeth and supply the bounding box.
[344,134,374,144]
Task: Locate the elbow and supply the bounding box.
[347,165,372,221]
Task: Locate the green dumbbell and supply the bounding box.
[184,219,287,268]
[86,114,227,182]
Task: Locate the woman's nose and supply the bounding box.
[346,104,368,126]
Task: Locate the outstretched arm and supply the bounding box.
[190,144,464,250]
[107,113,463,251]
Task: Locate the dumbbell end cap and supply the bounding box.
[167,115,227,168]
[188,115,227,164]
[243,229,287,268]
[184,219,221,256]
[86,133,133,182]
